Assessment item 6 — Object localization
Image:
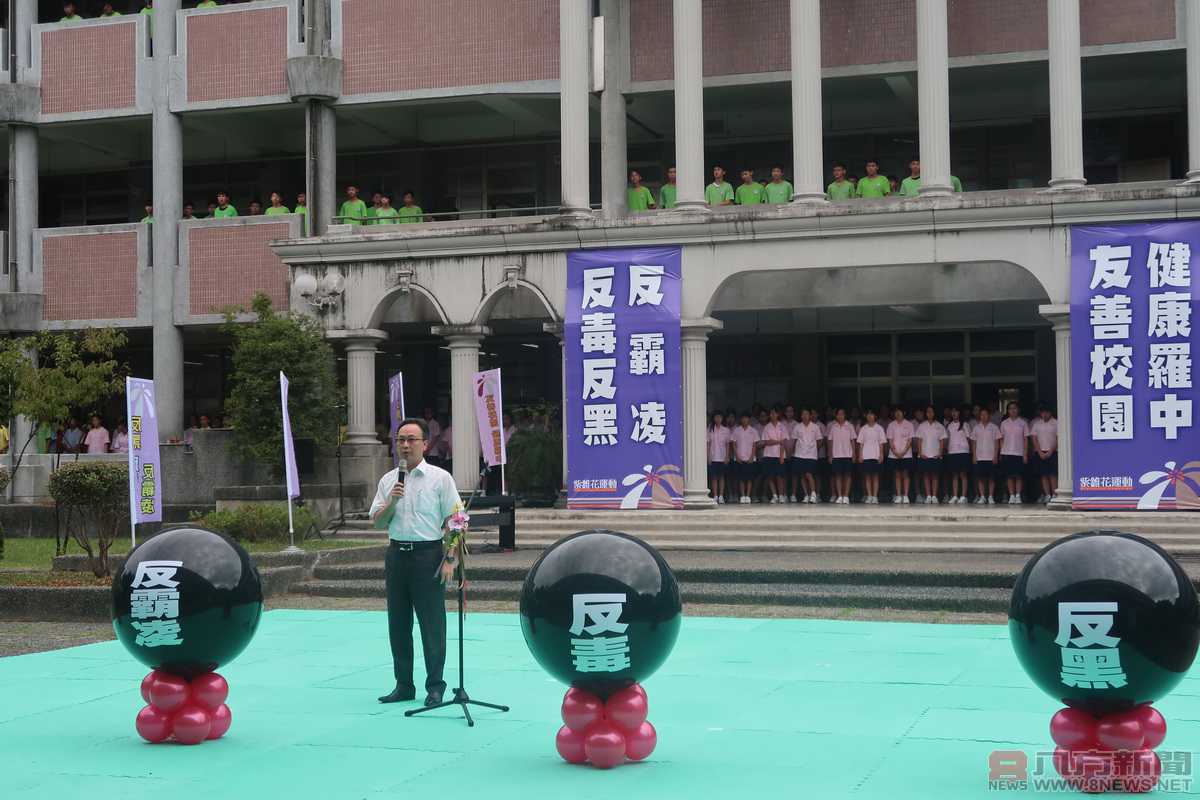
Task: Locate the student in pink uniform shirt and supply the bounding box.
[731,413,760,505]
[915,404,948,504]
[791,408,823,504]
[1030,405,1060,505]
[706,411,733,504]
[826,408,857,505]
[886,408,915,504]
[910,407,928,502]
[999,402,1030,504]
[970,407,1003,505]
[759,408,789,504]
[944,406,972,504]
[782,405,800,502]
[855,409,888,504]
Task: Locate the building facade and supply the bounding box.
[2,0,1199,509]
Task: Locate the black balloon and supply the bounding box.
[1009,530,1200,715]
[112,527,263,679]
[520,530,682,697]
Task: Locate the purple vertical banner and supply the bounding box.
[388,372,405,467]
[125,377,163,524]
[1071,223,1198,510]
[280,372,300,499]
[566,246,684,509]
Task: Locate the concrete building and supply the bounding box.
[2,0,1199,510]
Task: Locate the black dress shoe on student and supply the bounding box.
[378,687,416,704]
[423,690,444,707]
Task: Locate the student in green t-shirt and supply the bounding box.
[366,192,382,222]
[213,191,238,218]
[826,163,855,201]
[951,175,963,192]
[856,159,891,199]
[293,193,308,233]
[100,1,122,16]
[627,170,656,212]
[705,166,734,206]
[264,192,290,215]
[659,166,678,209]
[763,167,793,204]
[735,169,766,205]
[140,0,153,33]
[140,202,154,224]
[899,159,922,196]
[372,193,400,224]
[196,0,219,7]
[248,200,263,216]
[60,1,83,21]
[338,185,368,225]
[182,202,196,220]
[397,191,424,223]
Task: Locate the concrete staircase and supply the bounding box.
[298,508,1200,614]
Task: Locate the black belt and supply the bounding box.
[389,539,443,551]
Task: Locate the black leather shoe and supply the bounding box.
[378,687,416,704]
[423,690,444,707]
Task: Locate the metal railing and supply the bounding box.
[331,203,577,226]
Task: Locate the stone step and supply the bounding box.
[292,578,1014,613]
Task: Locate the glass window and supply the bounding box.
[899,360,931,377]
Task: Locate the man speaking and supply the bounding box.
[370,418,463,706]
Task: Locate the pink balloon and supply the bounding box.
[1049,708,1098,749]
[605,686,648,734]
[206,704,232,740]
[1116,749,1161,794]
[1096,713,1144,751]
[1133,705,1167,749]
[135,704,172,743]
[555,724,588,764]
[140,672,160,704]
[190,673,229,711]
[171,704,212,745]
[561,688,604,733]
[628,683,647,702]
[583,721,627,769]
[149,673,190,714]
[624,720,657,761]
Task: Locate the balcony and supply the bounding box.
[35,224,150,326]
[32,16,149,121]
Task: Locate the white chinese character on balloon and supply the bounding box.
[580,312,617,355]
[1089,344,1133,390]
[582,359,617,400]
[132,560,183,589]
[581,267,616,309]
[569,593,631,673]
[570,636,632,673]
[1089,295,1132,340]
[131,619,183,648]
[1148,343,1192,390]
[1146,242,1192,288]
[1091,395,1133,440]
[628,265,665,306]
[630,402,667,444]
[582,404,618,446]
[130,589,179,619]
[628,332,665,376]
[1089,244,1132,290]
[1148,292,1192,338]
[1149,394,1193,440]
[1055,602,1127,690]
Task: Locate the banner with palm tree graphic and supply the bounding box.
[1071,223,1198,510]
[566,246,683,509]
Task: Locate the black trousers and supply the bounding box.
[384,543,447,695]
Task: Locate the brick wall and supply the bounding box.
[41,23,137,114]
[186,7,289,103]
[631,0,1175,81]
[42,232,138,321]
[341,0,558,95]
[188,223,291,316]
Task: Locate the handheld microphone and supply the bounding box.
[397,459,407,486]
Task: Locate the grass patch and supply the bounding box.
[0,537,377,571]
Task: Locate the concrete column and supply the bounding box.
[672,0,707,210]
[16,0,34,69]
[1047,0,1086,190]
[916,0,953,196]
[306,100,337,235]
[544,322,567,507]
[433,325,490,492]
[559,0,591,216]
[151,0,184,440]
[9,0,37,293]
[1040,304,1074,510]
[789,0,825,202]
[681,317,722,508]
[339,331,386,445]
[1186,0,1200,182]
[600,0,629,218]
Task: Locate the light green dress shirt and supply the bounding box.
[369,460,462,542]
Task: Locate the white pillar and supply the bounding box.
[600,0,630,217]
[681,318,722,508]
[672,0,707,210]
[1048,0,1086,190]
[1186,0,1200,182]
[1040,305,1074,510]
[559,0,592,216]
[434,325,489,492]
[790,0,825,202]
[916,0,953,196]
[339,330,386,445]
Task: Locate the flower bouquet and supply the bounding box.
[437,507,470,589]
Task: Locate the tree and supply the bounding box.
[224,294,340,478]
[48,462,128,577]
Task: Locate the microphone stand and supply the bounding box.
[405,465,509,727]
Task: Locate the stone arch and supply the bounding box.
[365,282,451,329]
[470,279,560,326]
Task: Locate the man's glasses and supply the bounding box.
[395,436,425,445]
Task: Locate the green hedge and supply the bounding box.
[192,503,320,543]
[0,466,9,494]
[47,461,129,577]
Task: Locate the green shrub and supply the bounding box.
[506,428,563,505]
[48,461,129,577]
[0,467,8,561]
[192,503,320,543]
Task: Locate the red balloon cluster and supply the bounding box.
[1049,705,1167,794]
[135,670,233,745]
[555,684,657,769]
